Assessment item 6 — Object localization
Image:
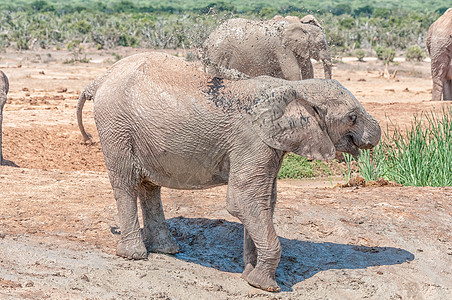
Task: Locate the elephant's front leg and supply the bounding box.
[443,79,452,100]
[278,52,302,81]
[138,182,180,254]
[431,60,446,100]
[242,177,278,277]
[300,59,314,80]
[0,110,3,165]
[0,93,5,165]
[228,175,281,292]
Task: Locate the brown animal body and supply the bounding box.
[427,8,452,100]
[77,52,380,292]
[0,70,9,165]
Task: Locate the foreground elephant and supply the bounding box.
[0,70,9,165]
[201,17,332,81]
[427,8,452,100]
[78,52,380,291]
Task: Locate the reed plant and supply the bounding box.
[349,107,452,186]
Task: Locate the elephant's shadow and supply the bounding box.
[0,159,19,167]
[162,216,414,292]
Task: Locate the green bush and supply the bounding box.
[0,1,442,54]
[355,49,366,61]
[376,46,395,62]
[277,154,333,179]
[405,46,426,62]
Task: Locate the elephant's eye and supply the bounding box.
[349,114,357,124]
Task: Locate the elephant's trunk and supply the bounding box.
[355,116,381,150]
[319,50,332,79]
[322,59,332,79]
[76,90,92,143]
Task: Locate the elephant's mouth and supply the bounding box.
[335,134,360,157]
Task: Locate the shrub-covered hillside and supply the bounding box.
[0,1,445,56]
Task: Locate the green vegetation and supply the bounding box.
[355,49,366,61]
[0,0,442,55]
[278,153,332,179]
[405,46,427,62]
[376,46,396,62]
[348,107,452,187]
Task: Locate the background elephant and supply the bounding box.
[426,8,452,100]
[80,52,380,292]
[0,70,9,165]
[272,14,323,29]
[201,17,332,81]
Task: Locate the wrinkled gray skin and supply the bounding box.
[0,71,9,165]
[426,8,452,101]
[201,17,332,81]
[80,52,380,292]
[77,58,137,143]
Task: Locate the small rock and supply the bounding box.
[25,281,34,287]
[358,78,366,82]
[81,274,90,282]
[0,231,5,239]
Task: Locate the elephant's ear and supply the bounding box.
[248,86,336,160]
[282,23,309,56]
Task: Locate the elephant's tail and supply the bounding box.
[76,85,95,143]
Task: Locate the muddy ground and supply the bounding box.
[0,48,451,299]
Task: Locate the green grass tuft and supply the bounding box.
[351,107,452,186]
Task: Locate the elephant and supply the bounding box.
[201,17,332,81]
[0,70,9,165]
[426,8,452,101]
[77,52,380,292]
[272,14,323,29]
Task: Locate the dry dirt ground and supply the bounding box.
[0,48,451,299]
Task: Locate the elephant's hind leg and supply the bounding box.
[138,182,180,254]
[101,136,147,260]
[113,185,147,260]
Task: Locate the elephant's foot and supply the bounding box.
[242,264,280,292]
[116,230,148,260]
[241,263,255,278]
[144,230,180,254]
